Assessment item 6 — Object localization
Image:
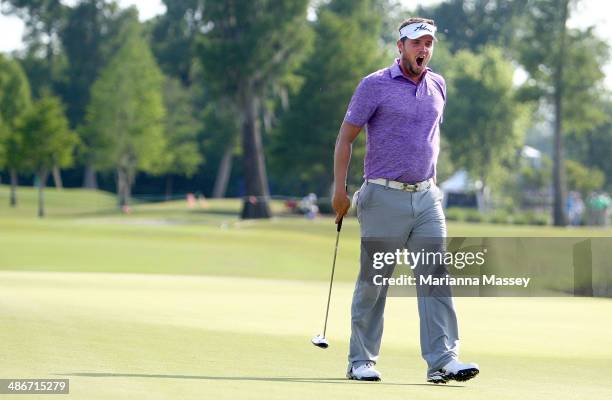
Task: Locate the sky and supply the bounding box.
[0,0,611,87]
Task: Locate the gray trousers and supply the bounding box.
[349,181,459,375]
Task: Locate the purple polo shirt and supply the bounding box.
[344,59,446,184]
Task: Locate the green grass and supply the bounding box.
[1,185,611,399]
[1,186,609,282]
[0,272,611,400]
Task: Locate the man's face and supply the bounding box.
[397,35,434,77]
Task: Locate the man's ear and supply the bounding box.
[396,40,403,55]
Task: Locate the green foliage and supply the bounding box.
[1,0,66,32]
[84,21,166,175]
[517,0,609,225]
[520,155,552,191]
[148,0,202,86]
[0,121,6,167]
[0,55,32,128]
[517,0,610,130]
[57,0,125,129]
[444,207,466,222]
[197,0,312,99]
[418,0,528,54]
[159,77,202,177]
[488,209,512,224]
[511,210,548,226]
[565,99,612,191]
[200,100,241,166]
[196,0,313,217]
[559,28,610,134]
[565,159,605,197]
[465,209,485,223]
[12,47,66,100]
[2,0,68,97]
[444,46,527,185]
[16,94,78,173]
[445,206,550,226]
[0,55,32,170]
[270,0,386,194]
[426,37,453,77]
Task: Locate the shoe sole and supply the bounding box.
[346,373,381,382]
[449,368,479,382]
[427,368,479,384]
[427,376,449,384]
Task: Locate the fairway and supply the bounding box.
[1,189,611,399]
[1,272,612,400]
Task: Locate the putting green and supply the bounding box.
[1,271,611,399]
[1,190,611,398]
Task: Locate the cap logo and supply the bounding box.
[415,24,432,32]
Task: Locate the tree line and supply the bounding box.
[0,0,610,224]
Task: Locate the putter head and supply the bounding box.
[311,334,329,349]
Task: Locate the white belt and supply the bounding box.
[367,178,433,192]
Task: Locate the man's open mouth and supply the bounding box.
[416,56,425,67]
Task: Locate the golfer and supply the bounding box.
[332,17,479,384]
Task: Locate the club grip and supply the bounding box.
[336,184,347,232]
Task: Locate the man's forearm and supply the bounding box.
[334,138,352,192]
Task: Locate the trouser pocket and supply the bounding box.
[354,182,371,222]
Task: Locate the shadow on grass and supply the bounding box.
[58,372,464,388]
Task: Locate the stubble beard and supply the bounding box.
[401,55,422,77]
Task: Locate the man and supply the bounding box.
[332,17,479,384]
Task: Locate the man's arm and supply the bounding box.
[332,121,362,223]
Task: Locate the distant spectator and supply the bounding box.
[567,191,584,226]
[285,199,298,213]
[587,191,611,226]
[186,193,196,208]
[299,193,319,219]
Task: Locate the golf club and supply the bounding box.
[311,215,343,349]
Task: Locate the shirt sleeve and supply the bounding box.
[344,77,378,127]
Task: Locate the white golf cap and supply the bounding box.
[399,22,437,40]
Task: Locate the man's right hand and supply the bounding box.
[332,188,351,224]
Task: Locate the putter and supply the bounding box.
[312,216,344,349]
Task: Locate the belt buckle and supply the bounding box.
[402,183,416,192]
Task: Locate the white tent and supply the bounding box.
[439,169,484,210]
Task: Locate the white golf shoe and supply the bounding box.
[346,362,381,381]
[427,359,479,384]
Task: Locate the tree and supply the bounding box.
[0,54,32,206]
[417,0,528,54]
[443,46,528,206]
[197,0,312,219]
[517,0,610,225]
[55,0,126,188]
[200,99,241,198]
[1,0,67,96]
[565,159,605,198]
[148,0,203,86]
[270,0,386,195]
[159,77,203,199]
[84,20,166,209]
[566,99,612,191]
[0,122,4,168]
[17,94,77,217]
[148,1,234,198]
